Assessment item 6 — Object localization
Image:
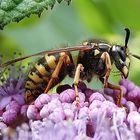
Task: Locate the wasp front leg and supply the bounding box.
[100,52,112,88]
[100,52,123,107]
[44,52,71,93]
[73,64,84,107]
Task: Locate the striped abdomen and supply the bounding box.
[25,52,73,103]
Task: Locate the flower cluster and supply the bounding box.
[0,61,140,140]
[0,59,27,127]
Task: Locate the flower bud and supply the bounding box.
[2,109,17,124]
[20,105,28,117]
[27,105,40,120]
[89,92,106,103]
[6,101,20,113]
[40,105,50,118]
[49,108,65,123]
[12,94,25,105]
[64,108,74,120]
[60,89,75,103]
[34,94,51,109]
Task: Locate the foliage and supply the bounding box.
[0,0,140,85]
[0,0,71,29]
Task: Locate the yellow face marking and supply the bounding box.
[94,49,100,56]
[35,63,50,76]
[28,72,43,83]
[25,81,37,89]
[122,66,128,78]
[45,54,56,69]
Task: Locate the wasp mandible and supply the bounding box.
[1,28,140,107]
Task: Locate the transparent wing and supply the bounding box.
[1,44,96,67]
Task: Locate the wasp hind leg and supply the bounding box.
[44,53,71,93]
[73,64,84,107]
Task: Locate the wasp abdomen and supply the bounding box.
[25,53,72,103]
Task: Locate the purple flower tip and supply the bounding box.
[78,106,89,119]
[40,105,50,118]
[0,109,3,116]
[138,107,140,113]
[47,99,62,113]
[27,105,40,120]
[119,78,130,86]
[62,103,72,110]
[104,88,114,95]
[0,122,7,130]
[64,108,74,120]
[20,105,28,117]
[50,93,60,100]
[89,107,99,123]
[101,101,117,118]
[126,101,137,112]
[60,89,76,103]
[0,96,12,110]
[121,85,127,95]
[127,111,140,124]
[6,101,20,113]
[115,108,127,125]
[34,94,51,109]
[119,79,135,92]
[89,92,106,103]
[127,89,138,100]
[121,97,127,106]
[2,109,17,124]
[12,94,25,105]
[78,92,86,103]
[48,108,65,123]
[89,100,102,110]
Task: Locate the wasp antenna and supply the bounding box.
[130,53,140,60]
[124,28,130,48]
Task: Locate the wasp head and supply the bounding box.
[111,45,130,78]
[111,28,130,78]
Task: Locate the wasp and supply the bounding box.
[1,28,140,107]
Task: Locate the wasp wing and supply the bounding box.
[1,45,96,67]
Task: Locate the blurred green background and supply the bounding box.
[0,0,140,88]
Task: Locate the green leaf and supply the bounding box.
[0,0,71,29]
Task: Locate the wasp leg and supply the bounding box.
[100,52,112,88]
[100,78,123,107]
[44,53,71,93]
[100,53,123,107]
[108,83,123,107]
[73,64,84,107]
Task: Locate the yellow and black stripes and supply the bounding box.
[25,52,74,103]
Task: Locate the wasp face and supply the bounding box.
[111,45,130,78]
